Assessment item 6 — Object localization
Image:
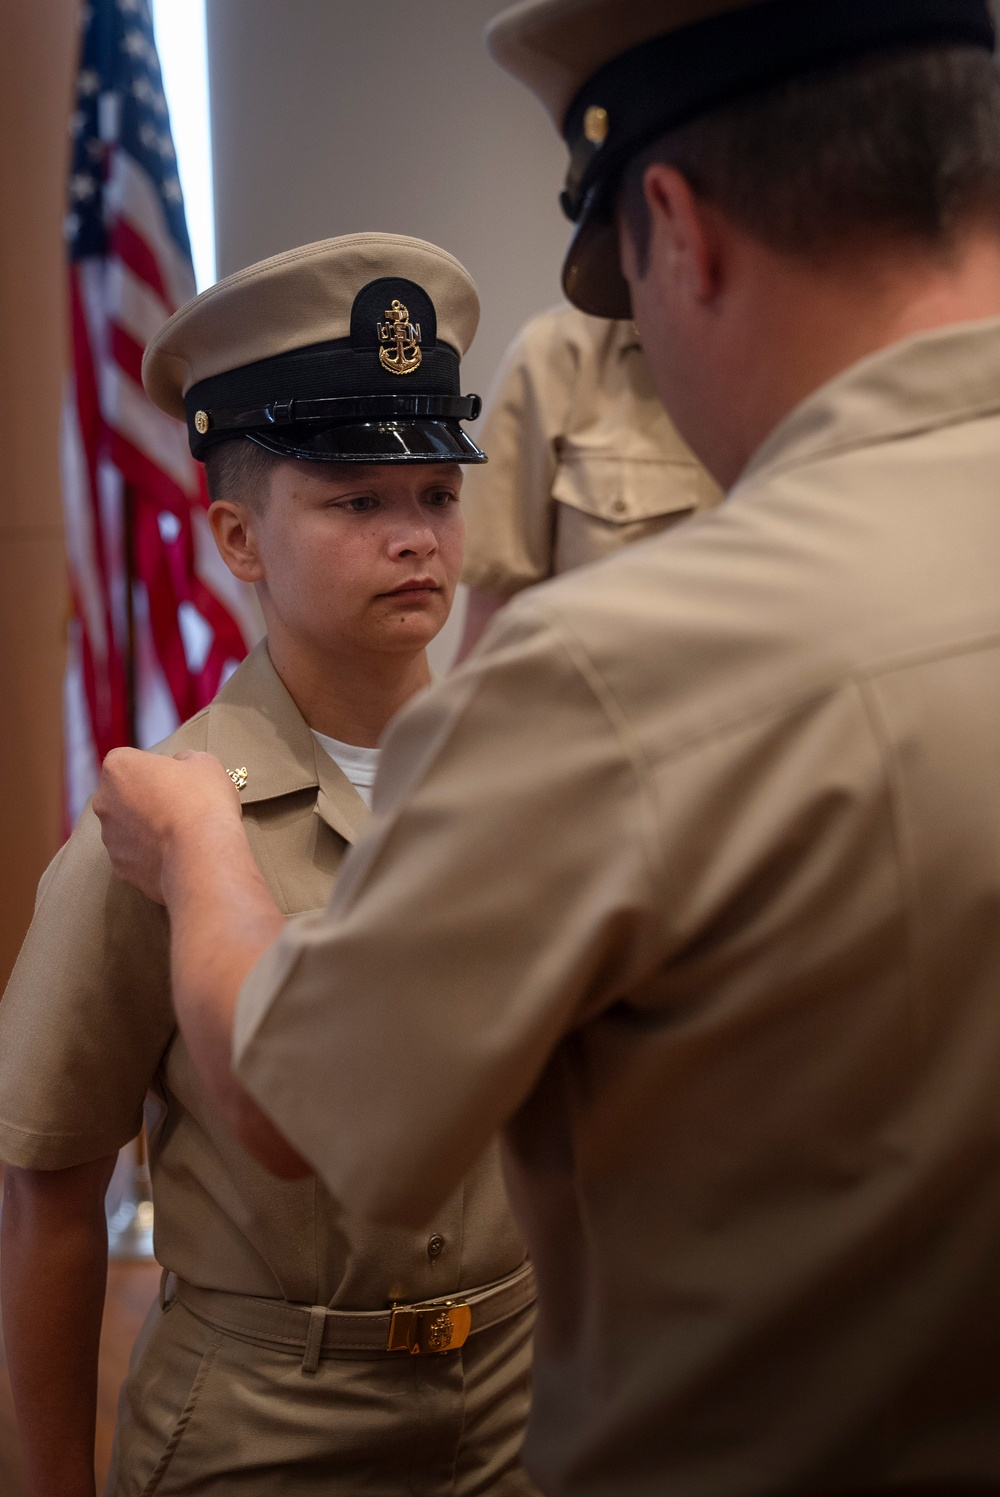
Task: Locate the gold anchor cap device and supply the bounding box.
[142,232,487,465]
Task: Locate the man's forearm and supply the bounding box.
[94,748,310,1176]
[1,1158,116,1497]
[162,814,310,1177]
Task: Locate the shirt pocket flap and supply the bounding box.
[551,455,710,524]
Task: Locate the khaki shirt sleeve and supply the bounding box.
[0,806,174,1168]
[460,312,579,596]
[234,601,660,1226]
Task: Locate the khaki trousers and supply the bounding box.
[106,1292,538,1496]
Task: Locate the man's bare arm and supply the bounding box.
[94,748,309,1178]
[2,1156,116,1497]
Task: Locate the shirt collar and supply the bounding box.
[615,318,643,356]
[205,639,368,845]
[740,315,1000,489]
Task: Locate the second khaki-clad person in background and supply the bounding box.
[94,2,1000,1495]
[0,234,536,1497]
[457,305,720,657]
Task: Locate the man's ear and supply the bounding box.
[640,162,720,305]
[208,499,265,584]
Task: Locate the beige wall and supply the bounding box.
[0,1,77,988]
[206,0,572,663]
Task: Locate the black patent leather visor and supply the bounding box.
[248,418,486,464]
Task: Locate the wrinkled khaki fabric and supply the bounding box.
[108,1294,536,1497]
[237,319,1000,1497]
[0,642,532,1492]
[461,304,720,593]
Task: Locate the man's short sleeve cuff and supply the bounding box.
[0,1114,143,1170]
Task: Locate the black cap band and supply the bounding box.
[181,272,486,463]
[185,336,463,453]
[195,391,481,438]
[561,0,996,223]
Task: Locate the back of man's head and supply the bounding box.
[489,3,1000,480]
[621,45,1000,272]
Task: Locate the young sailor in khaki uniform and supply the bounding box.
[0,233,536,1497]
[457,305,720,657]
[91,3,1000,1495]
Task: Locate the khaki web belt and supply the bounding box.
[163,1259,536,1375]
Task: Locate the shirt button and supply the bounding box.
[427,1234,445,1261]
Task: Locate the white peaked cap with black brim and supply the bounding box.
[142,232,487,464]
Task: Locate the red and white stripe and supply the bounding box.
[63,149,261,826]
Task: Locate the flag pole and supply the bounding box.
[96,75,154,1262]
[124,480,138,748]
[106,478,154,1261]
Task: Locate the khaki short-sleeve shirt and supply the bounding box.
[236,321,1000,1494]
[0,642,525,1307]
[460,303,721,593]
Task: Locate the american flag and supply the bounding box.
[63,0,260,826]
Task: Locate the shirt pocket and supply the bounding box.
[550,454,714,575]
[552,452,711,523]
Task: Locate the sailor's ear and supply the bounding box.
[208,499,265,584]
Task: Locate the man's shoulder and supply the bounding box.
[500,495,769,646]
[486,477,878,758]
[502,421,1000,764]
[499,302,625,386]
[507,301,620,368]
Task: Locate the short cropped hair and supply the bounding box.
[621,45,1000,270]
[203,437,285,510]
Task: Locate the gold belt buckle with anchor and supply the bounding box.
[386,1296,472,1355]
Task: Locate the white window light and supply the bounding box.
[150,0,216,291]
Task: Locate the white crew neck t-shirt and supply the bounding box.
[311,731,381,809]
